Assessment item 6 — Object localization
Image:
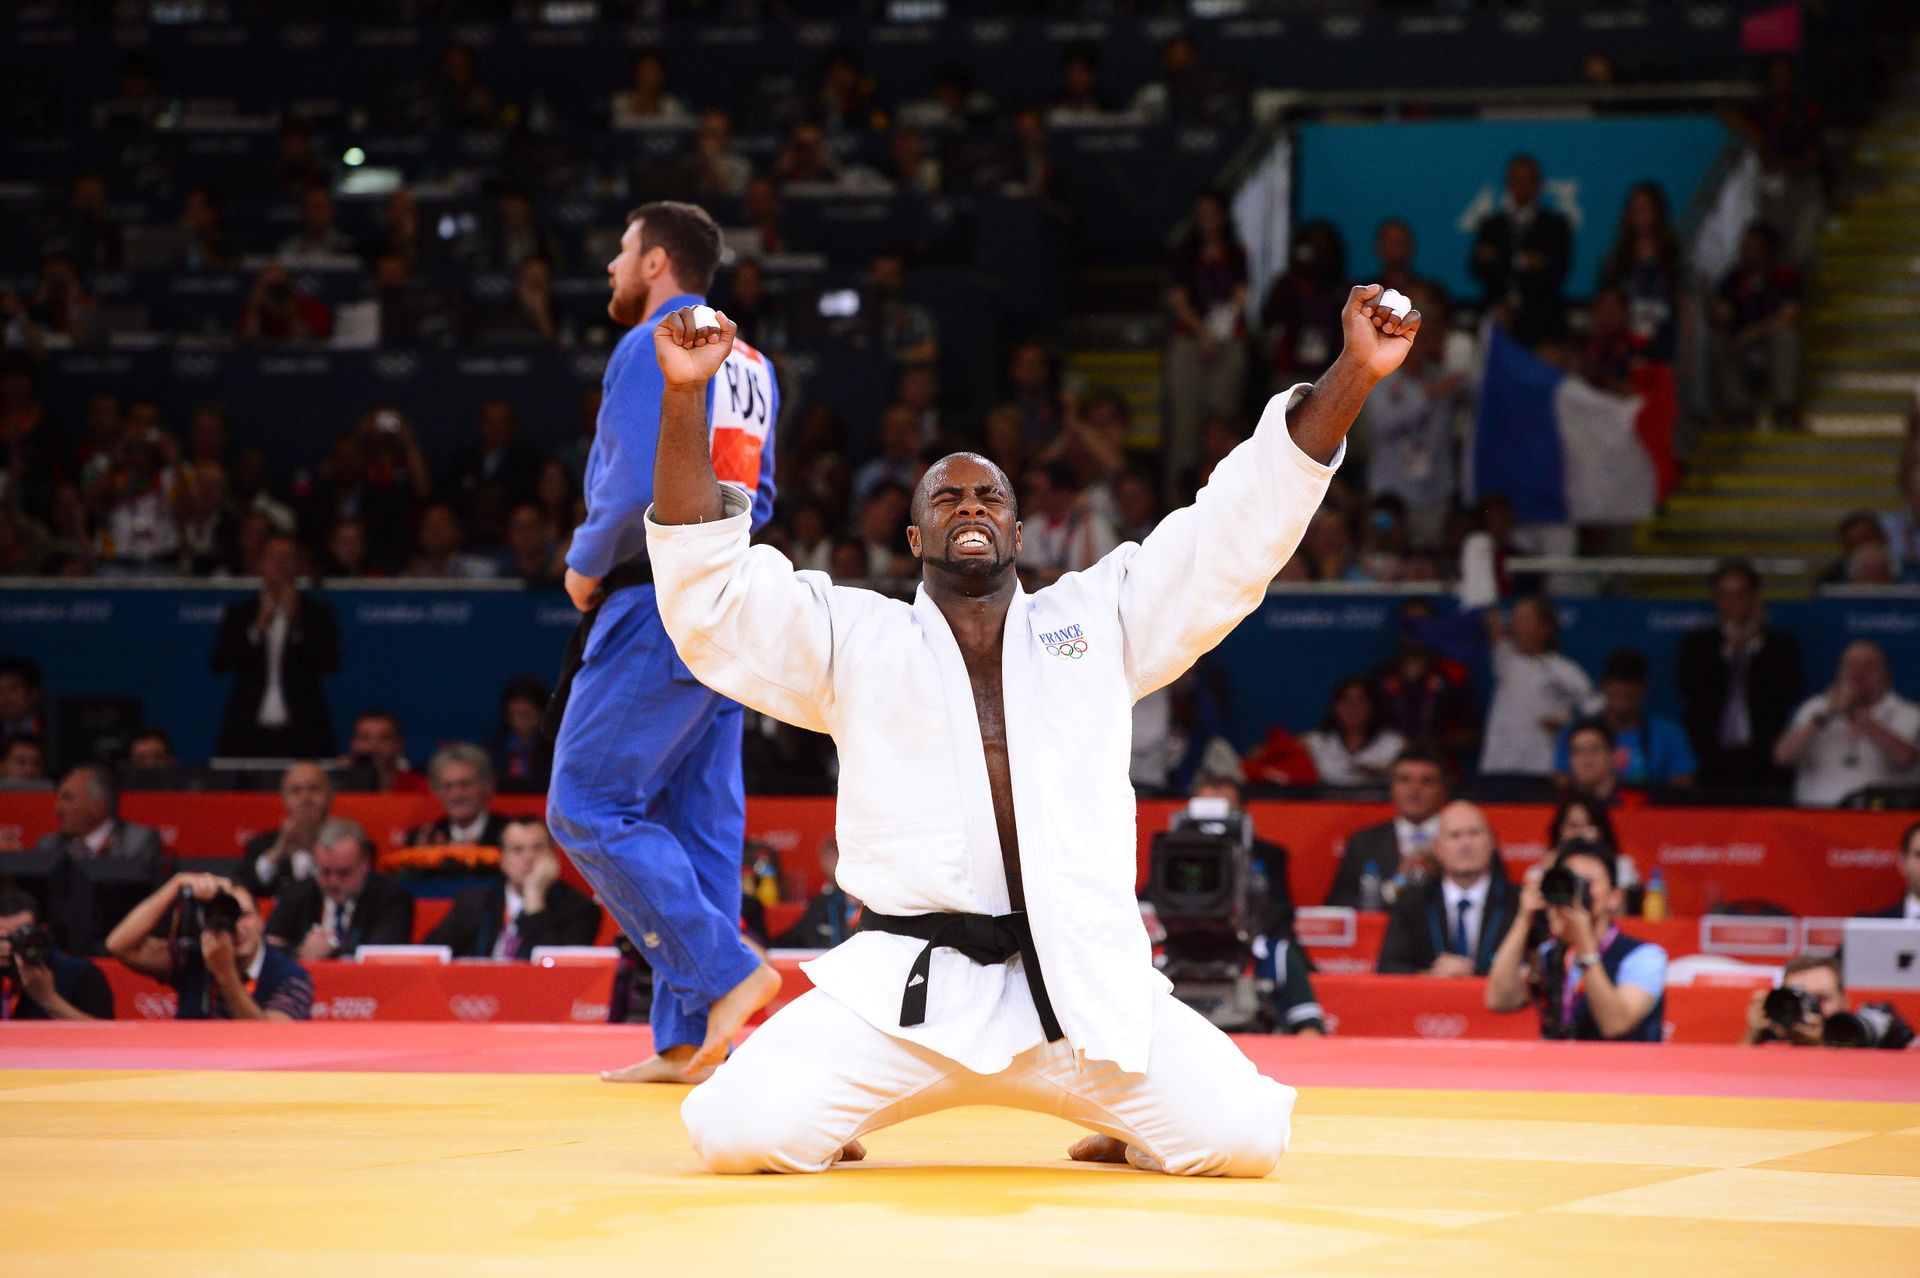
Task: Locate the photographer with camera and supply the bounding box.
[1743,954,1916,1050]
[0,889,112,1020]
[1485,840,1668,1042]
[106,873,313,1020]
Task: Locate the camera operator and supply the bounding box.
[106,873,313,1020]
[1743,953,1916,1049]
[0,889,112,1020]
[1485,840,1668,1042]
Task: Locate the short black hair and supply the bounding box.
[1391,742,1448,774]
[356,707,403,732]
[500,814,550,841]
[0,888,37,920]
[1553,838,1617,889]
[1549,793,1620,852]
[0,656,43,691]
[1567,718,1616,750]
[1601,648,1649,686]
[130,725,172,750]
[1712,557,1760,593]
[629,201,723,293]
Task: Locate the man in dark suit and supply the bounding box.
[29,763,165,953]
[426,816,600,958]
[407,742,510,847]
[1326,744,1449,910]
[265,817,415,960]
[210,532,340,759]
[231,761,332,901]
[1378,800,1517,977]
[1468,153,1572,346]
[1676,559,1804,791]
[1860,819,1920,920]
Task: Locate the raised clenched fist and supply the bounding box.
[654,305,735,389]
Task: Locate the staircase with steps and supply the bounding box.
[1640,49,1917,573]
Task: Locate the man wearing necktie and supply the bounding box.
[426,818,601,960]
[1376,801,1517,978]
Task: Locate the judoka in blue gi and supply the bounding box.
[546,201,781,1083]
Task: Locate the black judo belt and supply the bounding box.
[539,559,655,743]
[858,909,1065,1043]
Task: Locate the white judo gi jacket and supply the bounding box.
[645,386,1340,1075]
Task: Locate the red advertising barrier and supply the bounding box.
[4,794,1911,920]
[98,958,1920,1045]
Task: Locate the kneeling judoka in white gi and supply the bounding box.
[644,285,1421,1176]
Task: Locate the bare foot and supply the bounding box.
[687,963,782,1073]
[1067,1134,1131,1164]
[834,1138,867,1165]
[600,1043,715,1085]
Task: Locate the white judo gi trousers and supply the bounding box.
[681,987,1297,1178]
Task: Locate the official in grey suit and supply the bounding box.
[30,764,165,953]
[1325,744,1449,910]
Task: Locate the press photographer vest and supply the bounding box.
[1534,928,1664,1043]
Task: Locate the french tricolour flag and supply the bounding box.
[1470,326,1676,525]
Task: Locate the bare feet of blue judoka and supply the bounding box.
[599,1044,715,1085]
[687,963,782,1074]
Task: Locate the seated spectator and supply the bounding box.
[680,110,751,198]
[232,761,332,901]
[1556,649,1696,789]
[238,265,332,343]
[898,63,992,132]
[1577,285,1650,394]
[451,398,538,525]
[108,873,312,1020]
[1860,818,1919,920]
[1774,639,1920,806]
[869,250,938,367]
[611,49,688,126]
[816,46,887,135]
[32,763,164,885]
[0,656,44,738]
[1817,510,1890,585]
[1016,461,1118,583]
[777,122,841,186]
[2,733,47,785]
[472,255,561,346]
[492,676,551,790]
[852,482,914,581]
[1469,153,1571,346]
[1549,790,1641,898]
[23,253,103,347]
[1558,721,1637,810]
[277,186,357,266]
[176,185,235,271]
[773,838,861,949]
[1480,598,1593,778]
[0,888,112,1020]
[849,406,926,513]
[425,817,599,959]
[1378,800,1517,977]
[1303,677,1405,788]
[1881,461,1920,576]
[1711,222,1802,429]
[499,504,563,588]
[1112,468,1160,544]
[1486,842,1668,1042]
[321,517,373,580]
[1048,42,1114,119]
[265,818,415,960]
[1353,495,1411,583]
[409,743,510,847]
[786,503,833,575]
[409,504,498,579]
[125,726,175,772]
[404,43,504,131]
[1296,507,1360,582]
[340,709,428,793]
[210,532,340,759]
[80,416,185,573]
[1676,559,1803,790]
[884,124,940,196]
[1325,744,1449,909]
[1371,600,1477,766]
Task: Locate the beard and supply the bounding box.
[607,281,645,328]
[924,538,1016,583]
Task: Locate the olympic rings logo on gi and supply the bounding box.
[1047,639,1090,660]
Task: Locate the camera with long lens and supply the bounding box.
[1761,985,1915,1048]
[6,922,54,972]
[1143,798,1268,1031]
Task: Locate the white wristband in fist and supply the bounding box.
[1375,289,1411,319]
